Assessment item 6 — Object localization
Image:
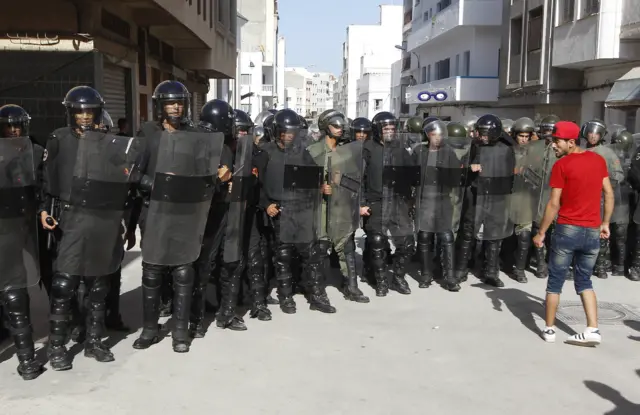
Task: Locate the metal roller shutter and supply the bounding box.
[192,92,203,122]
[102,63,129,126]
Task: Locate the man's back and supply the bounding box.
[550,150,608,228]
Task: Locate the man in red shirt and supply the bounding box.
[533,121,614,346]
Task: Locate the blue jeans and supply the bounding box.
[547,224,601,294]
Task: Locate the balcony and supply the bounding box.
[406,0,502,52]
[262,84,273,94]
[553,13,640,69]
[403,9,413,33]
[405,76,499,105]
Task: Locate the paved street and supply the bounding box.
[1,242,640,414]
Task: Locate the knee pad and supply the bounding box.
[51,273,79,302]
[248,247,264,274]
[141,267,163,289]
[172,265,195,285]
[87,276,111,303]
[369,233,387,261]
[417,231,433,246]
[274,245,294,268]
[439,230,455,245]
[1,289,30,329]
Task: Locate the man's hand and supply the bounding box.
[471,164,482,173]
[600,222,611,239]
[40,211,57,230]
[266,203,280,217]
[322,184,332,195]
[533,232,545,248]
[125,231,136,251]
[360,206,371,216]
[218,165,232,182]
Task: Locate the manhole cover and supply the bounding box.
[553,301,640,326]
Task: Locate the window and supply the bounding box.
[440,0,451,11]
[528,7,543,51]
[455,54,460,76]
[423,11,429,22]
[463,51,470,76]
[218,0,224,23]
[510,17,523,55]
[426,64,431,82]
[437,2,441,12]
[584,0,600,16]
[240,74,251,85]
[374,99,383,110]
[436,58,450,80]
[562,0,575,24]
[230,0,237,33]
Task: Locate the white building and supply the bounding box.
[335,4,403,119]
[390,59,404,117]
[284,67,335,118]
[499,0,640,130]
[404,0,504,120]
[356,54,393,119]
[236,0,286,119]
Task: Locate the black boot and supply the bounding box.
[440,233,460,292]
[417,231,434,288]
[133,266,162,350]
[189,282,208,338]
[172,266,195,352]
[2,290,44,380]
[84,294,115,363]
[534,245,548,278]
[306,263,336,314]
[512,231,530,283]
[216,263,247,331]
[594,239,609,279]
[483,240,504,288]
[612,224,627,276]
[159,276,173,317]
[248,273,272,321]
[276,276,296,313]
[47,274,75,371]
[105,269,129,332]
[455,234,474,283]
[390,240,413,295]
[343,250,369,303]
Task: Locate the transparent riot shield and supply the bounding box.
[54,131,142,277]
[415,126,469,234]
[0,137,39,291]
[142,131,223,266]
[381,133,420,239]
[223,135,253,263]
[519,140,557,224]
[280,130,323,244]
[325,140,363,243]
[473,142,515,240]
[510,142,545,227]
[604,143,630,224]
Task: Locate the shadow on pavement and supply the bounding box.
[584,369,640,414]
[623,319,640,342]
[471,284,575,338]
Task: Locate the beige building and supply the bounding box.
[0,0,237,138]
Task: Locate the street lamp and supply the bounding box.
[395,44,420,68]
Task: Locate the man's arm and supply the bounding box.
[537,187,562,236]
[601,176,614,225]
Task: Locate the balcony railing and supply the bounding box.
[262,84,273,93]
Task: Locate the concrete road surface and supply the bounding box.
[1,242,640,414]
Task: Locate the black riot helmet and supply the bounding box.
[262,114,275,143]
[299,115,309,130]
[0,104,31,138]
[152,80,191,129]
[318,109,347,141]
[475,114,503,144]
[234,109,254,137]
[350,117,372,141]
[581,119,607,147]
[539,114,560,139]
[371,111,397,142]
[273,109,301,145]
[422,116,440,130]
[199,99,235,139]
[98,109,113,133]
[63,86,105,132]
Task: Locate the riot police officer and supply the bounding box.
[362,111,417,296]
[0,104,45,380]
[583,120,626,279]
[350,117,372,142]
[41,86,140,369]
[133,81,223,352]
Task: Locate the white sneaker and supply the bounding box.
[565,329,601,347]
[541,326,556,343]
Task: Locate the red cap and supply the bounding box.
[552,121,580,140]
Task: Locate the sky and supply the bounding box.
[277,0,403,76]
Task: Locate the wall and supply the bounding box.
[0,50,96,141]
[357,70,392,119]
[390,59,403,115]
[238,0,273,59]
[276,36,286,109]
[238,51,264,118]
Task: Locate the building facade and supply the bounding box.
[335,5,402,119]
[404,0,505,120]
[0,0,237,138]
[356,54,393,119]
[284,68,335,118]
[236,0,286,120]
